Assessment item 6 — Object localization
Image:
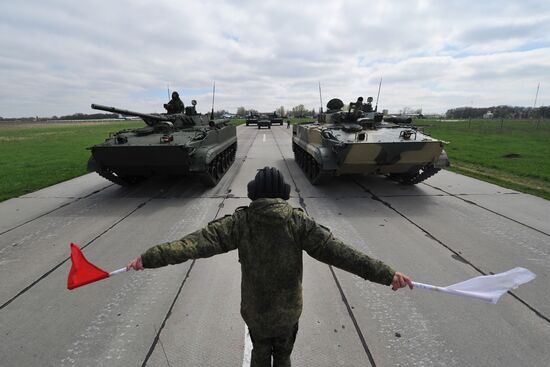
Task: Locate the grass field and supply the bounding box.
[419,118,550,200]
[0,120,143,202]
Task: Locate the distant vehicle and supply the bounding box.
[87,101,237,187]
[257,114,272,129]
[292,97,449,184]
[269,112,284,126]
[246,113,259,126]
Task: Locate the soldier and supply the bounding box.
[127,167,412,367]
[349,96,363,120]
[163,91,185,114]
[363,96,374,112]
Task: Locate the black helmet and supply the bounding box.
[247,167,291,200]
[172,91,179,98]
[326,98,344,111]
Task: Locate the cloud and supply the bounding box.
[0,0,549,117]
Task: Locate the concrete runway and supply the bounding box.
[1,124,549,366]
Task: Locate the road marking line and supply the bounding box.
[263,134,266,142]
[242,325,252,367]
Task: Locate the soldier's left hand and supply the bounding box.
[391,272,413,291]
[127,256,144,271]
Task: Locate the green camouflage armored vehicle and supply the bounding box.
[245,113,259,126]
[257,114,272,129]
[87,102,237,186]
[269,112,284,126]
[292,97,449,184]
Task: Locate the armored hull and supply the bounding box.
[292,100,449,184]
[87,104,237,186]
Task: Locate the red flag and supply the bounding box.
[67,243,109,290]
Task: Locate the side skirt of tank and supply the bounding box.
[199,142,238,187]
[292,142,335,185]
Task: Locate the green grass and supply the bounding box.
[227,118,245,126]
[418,119,550,200]
[0,120,143,202]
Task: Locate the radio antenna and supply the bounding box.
[534,82,540,108]
[318,82,324,113]
[375,78,382,112]
[211,82,216,118]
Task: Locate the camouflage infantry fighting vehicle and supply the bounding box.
[87,102,237,186]
[292,98,449,184]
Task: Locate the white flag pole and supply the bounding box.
[411,267,536,304]
[109,267,128,276]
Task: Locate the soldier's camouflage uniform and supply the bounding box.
[141,198,395,367]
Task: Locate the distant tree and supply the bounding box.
[292,104,305,117]
[444,105,550,119]
[236,106,247,117]
[214,109,228,118]
[276,106,285,117]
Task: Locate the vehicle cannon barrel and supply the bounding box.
[91,104,171,125]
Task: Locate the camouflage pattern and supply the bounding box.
[88,104,237,186]
[292,98,450,184]
[141,198,395,336]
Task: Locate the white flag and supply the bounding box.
[412,267,536,304]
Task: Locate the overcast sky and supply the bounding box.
[1,0,549,117]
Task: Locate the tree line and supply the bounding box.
[445,105,550,119]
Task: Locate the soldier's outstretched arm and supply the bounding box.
[294,210,409,288]
[127,215,238,270]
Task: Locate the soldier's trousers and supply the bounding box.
[249,323,299,367]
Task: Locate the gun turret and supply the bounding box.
[91,104,178,126]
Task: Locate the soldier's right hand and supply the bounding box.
[391,272,413,291]
[127,256,144,271]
